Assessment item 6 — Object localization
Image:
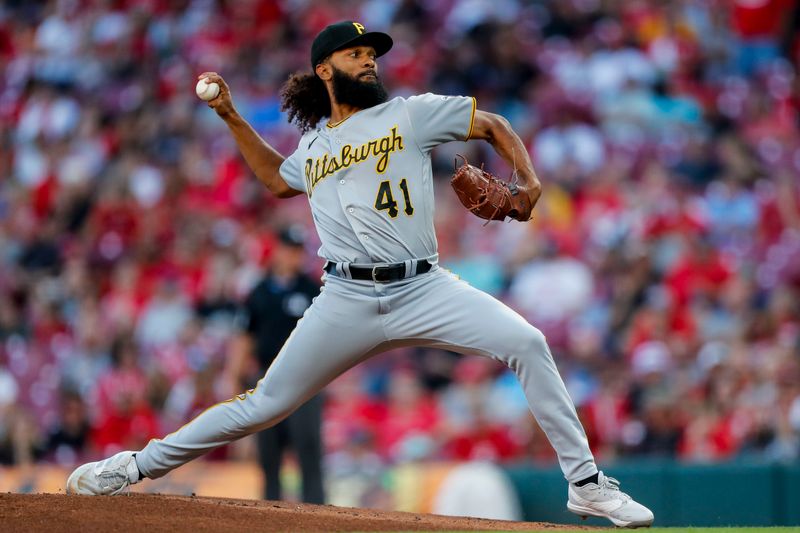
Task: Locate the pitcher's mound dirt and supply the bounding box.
[1,493,598,532]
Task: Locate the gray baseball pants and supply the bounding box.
[135,268,597,483]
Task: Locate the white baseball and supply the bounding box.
[195,79,220,101]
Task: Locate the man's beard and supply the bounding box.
[331,66,388,109]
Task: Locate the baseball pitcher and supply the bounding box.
[67,21,654,528]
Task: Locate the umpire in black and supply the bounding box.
[233,224,324,503]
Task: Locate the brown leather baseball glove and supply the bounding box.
[450,156,532,223]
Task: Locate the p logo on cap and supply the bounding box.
[310,20,393,70]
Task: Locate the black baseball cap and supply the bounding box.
[310,21,393,71]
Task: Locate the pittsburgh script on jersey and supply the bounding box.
[304,126,404,195]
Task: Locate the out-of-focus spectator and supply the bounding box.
[508,241,594,325]
[730,0,796,76]
[533,104,606,177]
[38,390,91,466]
[323,367,385,457]
[376,369,440,463]
[439,358,521,462]
[90,336,159,457]
[0,362,41,469]
[135,276,193,348]
[0,407,40,467]
[634,394,683,457]
[0,366,30,464]
[325,428,388,509]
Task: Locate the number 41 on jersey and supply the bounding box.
[374,179,414,218]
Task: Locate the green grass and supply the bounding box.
[379,529,800,533]
[515,529,799,533]
[645,529,798,532]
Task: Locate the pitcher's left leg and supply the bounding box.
[389,269,595,482]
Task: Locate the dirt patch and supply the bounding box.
[0,493,599,532]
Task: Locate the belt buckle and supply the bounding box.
[371,263,391,283]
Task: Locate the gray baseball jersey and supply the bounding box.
[279,93,474,264]
[134,92,597,487]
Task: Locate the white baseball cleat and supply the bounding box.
[567,471,654,528]
[66,450,141,495]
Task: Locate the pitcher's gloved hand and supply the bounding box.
[450,156,532,223]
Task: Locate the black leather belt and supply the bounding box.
[324,259,433,283]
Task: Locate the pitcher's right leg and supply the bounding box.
[135,285,386,480]
[67,279,387,494]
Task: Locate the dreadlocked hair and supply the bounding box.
[280,72,330,133]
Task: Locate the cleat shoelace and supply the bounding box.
[99,465,132,495]
[599,475,631,502]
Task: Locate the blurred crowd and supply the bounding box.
[2,0,800,488]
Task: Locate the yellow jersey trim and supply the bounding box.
[327,116,352,128]
[466,97,476,140]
